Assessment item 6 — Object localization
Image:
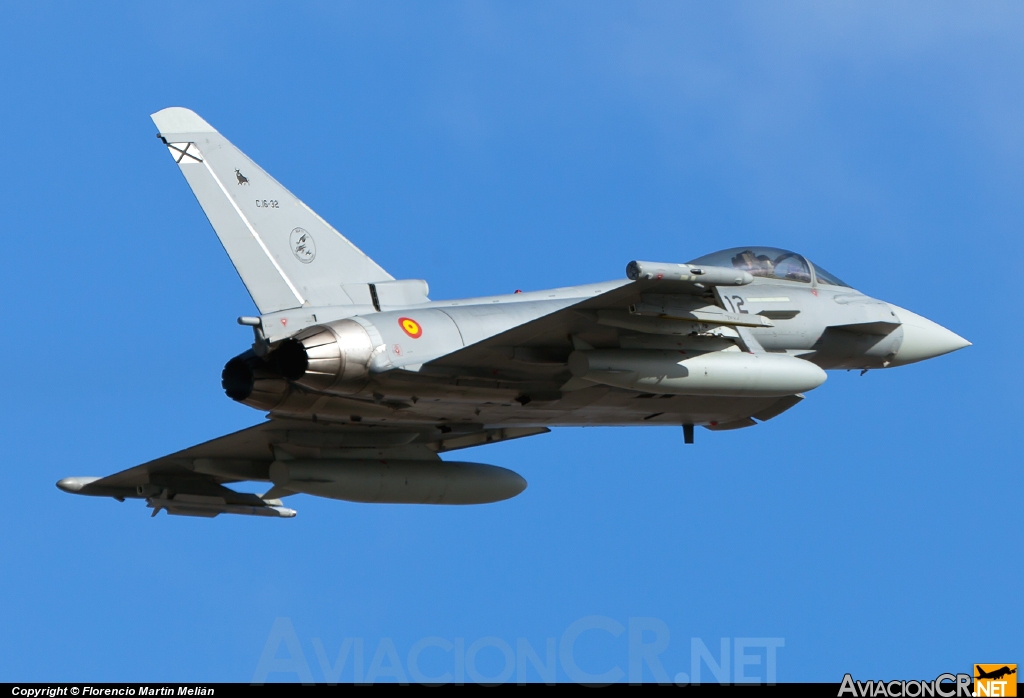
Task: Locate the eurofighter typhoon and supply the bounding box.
[58,108,970,518]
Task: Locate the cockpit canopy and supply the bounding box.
[688,246,849,287]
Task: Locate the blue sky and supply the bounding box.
[1,1,1020,683]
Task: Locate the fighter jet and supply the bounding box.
[57,107,970,518]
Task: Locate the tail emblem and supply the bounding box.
[164,141,203,165]
[235,169,249,185]
[289,227,316,264]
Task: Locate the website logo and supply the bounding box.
[974,664,1016,697]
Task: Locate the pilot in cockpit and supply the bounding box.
[731,250,775,277]
[693,246,844,286]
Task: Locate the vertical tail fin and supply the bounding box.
[151,107,393,313]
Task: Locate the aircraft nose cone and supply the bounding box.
[888,305,971,366]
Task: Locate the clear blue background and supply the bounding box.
[1,1,1019,683]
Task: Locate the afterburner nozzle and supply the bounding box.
[273,319,376,395]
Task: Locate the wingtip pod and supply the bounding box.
[150,106,217,134]
[56,476,101,493]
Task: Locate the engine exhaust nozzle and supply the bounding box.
[274,319,376,395]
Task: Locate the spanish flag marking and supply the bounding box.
[399,317,423,339]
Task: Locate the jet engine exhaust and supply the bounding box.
[221,351,290,410]
[273,320,376,395]
[222,319,378,406]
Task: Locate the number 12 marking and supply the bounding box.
[721,295,748,314]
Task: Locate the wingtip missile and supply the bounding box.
[146,494,298,518]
